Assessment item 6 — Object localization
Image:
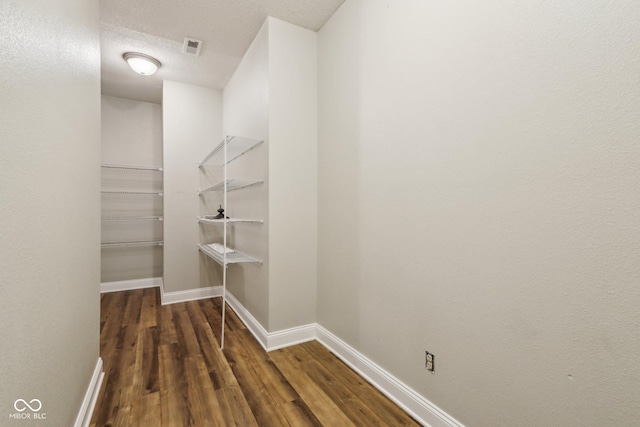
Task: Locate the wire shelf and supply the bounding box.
[197,216,262,224]
[198,244,262,265]
[198,136,263,167]
[101,190,164,196]
[102,216,164,222]
[101,164,163,172]
[198,179,262,195]
[101,240,164,249]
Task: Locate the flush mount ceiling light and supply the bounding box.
[122,52,161,76]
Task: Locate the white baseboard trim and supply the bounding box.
[315,326,463,427]
[223,291,316,352]
[161,285,222,305]
[74,357,104,427]
[100,277,162,293]
[224,291,269,350]
[267,323,317,351]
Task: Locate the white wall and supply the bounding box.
[317,1,640,426]
[101,95,163,166]
[267,18,318,331]
[0,0,101,425]
[101,96,163,283]
[222,21,271,327]
[222,17,318,331]
[163,81,223,292]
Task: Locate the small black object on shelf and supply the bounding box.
[214,204,228,219]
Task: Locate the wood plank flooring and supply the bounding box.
[91,288,420,426]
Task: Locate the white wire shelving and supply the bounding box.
[197,244,261,265]
[197,216,262,225]
[197,135,264,350]
[102,216,164,221]
[101,240,164,249]
[198,179,263,195]
[101,164,163,172]
[101,163,164,258]
[101,190,164,196]
[197,136,263,167]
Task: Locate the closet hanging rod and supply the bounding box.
[101,163,163,172]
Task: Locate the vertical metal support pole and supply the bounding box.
[221,135,228,350]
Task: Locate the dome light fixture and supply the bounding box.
[123,52,161,76]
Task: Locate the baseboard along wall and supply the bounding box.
[74,357,104,427]
[224,291,317,352]
[315,326,464,427]
[100,277,162,294]
[160,285,222,305]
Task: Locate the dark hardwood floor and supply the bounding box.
[91,288,420,426]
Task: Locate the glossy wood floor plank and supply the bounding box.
[294,342,418,426]
[132,392,161,426]
[158,343,190,426]
[139,287,157,329]
[214,385,259,427]
[91,289,420,426]
[268,348,357,427]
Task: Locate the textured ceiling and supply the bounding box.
[100,0,344,104]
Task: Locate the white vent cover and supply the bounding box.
[183,38,203,56]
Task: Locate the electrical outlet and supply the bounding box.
[425,351,435,373]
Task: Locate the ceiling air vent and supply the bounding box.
[183,38,203,56]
